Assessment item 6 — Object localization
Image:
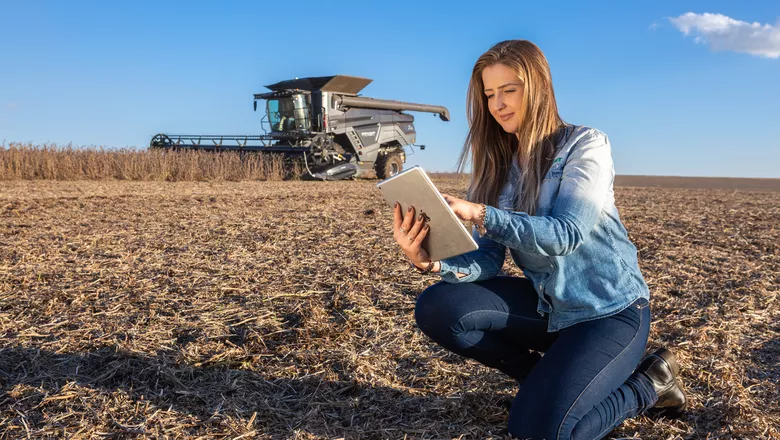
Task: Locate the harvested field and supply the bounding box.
[0,179,778,439]
[614,175,780,192]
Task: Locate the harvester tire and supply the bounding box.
[375,151,403,180]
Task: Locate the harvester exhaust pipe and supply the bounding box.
[335,96,450,121]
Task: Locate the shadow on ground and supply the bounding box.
[0,346,515,439]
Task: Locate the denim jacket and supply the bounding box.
[439,125,650,332]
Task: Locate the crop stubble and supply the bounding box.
[0,179,777,439]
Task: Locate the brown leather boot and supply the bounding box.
[636,348,687,418]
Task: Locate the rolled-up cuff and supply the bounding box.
[438,258,471,283]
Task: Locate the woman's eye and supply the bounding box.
[505,89,515,94]
[486,95,494,100]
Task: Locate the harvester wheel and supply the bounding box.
[375,151,403,180]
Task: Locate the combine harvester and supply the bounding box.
[150,75,450,180]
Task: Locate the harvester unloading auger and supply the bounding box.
[149,75,450,180]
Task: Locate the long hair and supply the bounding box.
[456,40,565,215]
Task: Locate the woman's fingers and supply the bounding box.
[392,201,402,232]
[392,203,430,265]
[400,205,415,234]
[440,193,472,222]
[413,223,430,247]
[442,194,461,215]
[406,212,426,242]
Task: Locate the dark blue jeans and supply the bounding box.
[415,276,658,440]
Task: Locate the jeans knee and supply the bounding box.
[414,282,448,331]
[507,403,565,440]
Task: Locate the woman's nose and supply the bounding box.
[494,96,506,111]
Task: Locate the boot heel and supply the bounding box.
[653,399,687,419]
[656,348,680,376]
[637,347,687,418]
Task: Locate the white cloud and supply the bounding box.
[649,22,660,31]
[669,12,780,58]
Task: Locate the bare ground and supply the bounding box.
[613,176,780,192]
[0,178,777,439]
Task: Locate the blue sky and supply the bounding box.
[1,1,778,177]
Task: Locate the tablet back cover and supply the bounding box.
[376,167,478,261]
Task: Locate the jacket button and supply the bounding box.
[538,284,543,290]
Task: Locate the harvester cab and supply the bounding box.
[150,75,450,180]
[258,91,312,133]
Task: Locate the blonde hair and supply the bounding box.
[456,40,565,215]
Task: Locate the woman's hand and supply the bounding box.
[442,193,483,223]
[392,202,431,268]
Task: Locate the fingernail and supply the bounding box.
[418,214,423,221]
[408,206,413,212]
[425,225,430,230]
[394,201,399,208]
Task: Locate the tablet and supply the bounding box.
[376,166,479,261]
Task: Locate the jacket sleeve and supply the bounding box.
[481,131,614,257]
[438,225,506,283]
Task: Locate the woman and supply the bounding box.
[391,40,686,439]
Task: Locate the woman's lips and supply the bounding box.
[499,112,514,122]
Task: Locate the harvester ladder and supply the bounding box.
[347,129,364,150]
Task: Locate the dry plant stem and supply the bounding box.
[0,176,777,439]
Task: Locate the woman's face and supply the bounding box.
[481,63,524,134]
